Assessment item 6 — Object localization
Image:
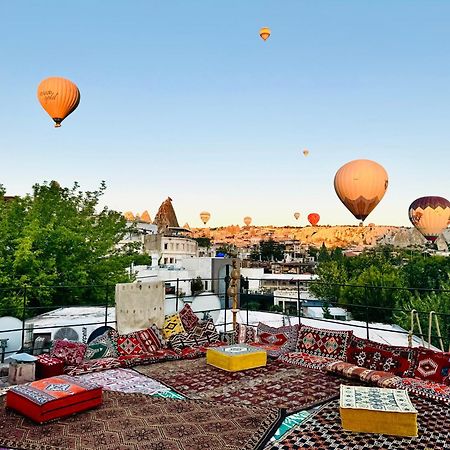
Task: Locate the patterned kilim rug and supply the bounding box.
[135,358,348,414]
[265,396,450,449]
[74,368,184,398]
[0,390,284,450]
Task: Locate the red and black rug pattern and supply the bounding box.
[265,395,450,450]
[0,390,283,450]
[135,358,351,414]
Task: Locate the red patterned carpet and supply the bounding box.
[0,390,283,450]
[265,396,450,449]
[135,358,347,414]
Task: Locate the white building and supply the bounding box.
[144,228,198,266]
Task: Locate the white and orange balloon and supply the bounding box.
[334,159,388,224]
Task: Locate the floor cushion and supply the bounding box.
[393,377,450,406]
[296,325,352,361]
[178,303,199,331]
[84,329,118,360]
[279,351,335,371]
[35,354,65,379]
[169,319,220,350]
[235,323,257,344]
[346,336,417,377]
[257,323,299,354]
[248,342,285,358]
[118,349,180,367]
[412,347,450,385]
[50,340,87,366]
[117,327,163,357]
[326,360,401,388]
[64,357,121,376]
[162,313,186,339]
[6,375,102,423]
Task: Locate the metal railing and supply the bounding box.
[0,276,449,362]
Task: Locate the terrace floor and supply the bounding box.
[0,357,449,450]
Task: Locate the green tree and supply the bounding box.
[194,237,212,248]
[318,242,330,262]
[309,260,348,304]
[251,238,285,262]
[190,276,204,296]
[340,264,409,323]
[0,181,141,317]
[395,284,450,350]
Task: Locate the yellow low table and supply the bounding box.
[340,385,418,437]
[206,344,267,372]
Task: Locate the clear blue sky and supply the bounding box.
[1,1,449,227]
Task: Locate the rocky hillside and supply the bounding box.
[190,225,450,250]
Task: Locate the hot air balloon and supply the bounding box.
[200,211,211,225]
[37,77,80,127]
[303,149,309,157]
[244,216,252,226]
[259,27,271,41]
[408,196,450,243]
[294,212,300,220]
[334,159,388,224]
[308,213,320,226]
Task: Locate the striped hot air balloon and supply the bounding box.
[408,196,450,242]
[37,77,80,127]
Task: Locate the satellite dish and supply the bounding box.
[0,316,23,353]
[87,326,115,343]
[164,295,185,316]
[54,327,79,341]
[192,292,221,323]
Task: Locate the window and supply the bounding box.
[164,258,168,264]
[164,243,168,250]
[176,243,179,250]
[170,258,174,264]
[204,281,208,290]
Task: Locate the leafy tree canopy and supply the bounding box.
[0,181,142,316]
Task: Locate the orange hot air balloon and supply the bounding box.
[334,159,388,224]
[294,212,300,220]
[259,27,271,41]
[37,77,80,127]
[303,149,309,157]
[408,196,450,243]
[244,216,252,226]
[200,211,211,225]
[308,213,320,226]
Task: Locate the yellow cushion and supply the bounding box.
[207,345,267,372]
[340,385,418,437]
[162,313,185,339]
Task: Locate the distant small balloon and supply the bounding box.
[259,27,271,41]
[200,211,211,225]
[244,216,252,226]
[308,213,320,226]
[294,212,300,220]
[303,149,309,157]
